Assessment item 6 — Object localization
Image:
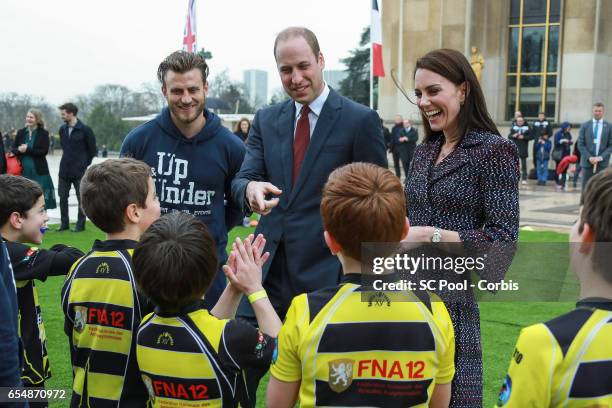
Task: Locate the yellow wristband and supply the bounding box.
[247,290,268,304]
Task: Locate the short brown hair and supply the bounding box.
[80,158,151,233]
[133,212,218,311]
[580,167,612,281]
[58,103,78,115]
[593,102,605,109]
[273,27,320,59]
[157,51,209,86]
[0,175,42,226]
[320,163,406,261]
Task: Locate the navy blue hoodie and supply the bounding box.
[120,108,245,264]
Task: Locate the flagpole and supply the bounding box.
[370,42,374,109]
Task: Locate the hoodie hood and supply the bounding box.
[155,107,223,146]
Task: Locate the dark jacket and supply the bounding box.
[0,241,24,390]
[406,129,520,242]
[0,132,6,174]
[390,124,403,151]
[12,127,51,175]
[234,130,248,143]
[553,128,572,159]
[508,123,533,158]
[397,126,419,161]
[59,120,97,179]
[535,137,552,160]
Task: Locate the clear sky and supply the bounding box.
[1,0,371,105]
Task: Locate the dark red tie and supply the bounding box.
[293,105,310,183]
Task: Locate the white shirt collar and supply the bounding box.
[294,82,330,118]
[593,118,602,124]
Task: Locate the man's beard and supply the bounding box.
[171,102,204,125]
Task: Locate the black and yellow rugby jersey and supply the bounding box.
[495,298,612,407]
[61,239,153,407]
[271,273,455,407]
[136,299,275,408]
[3,238,82,386]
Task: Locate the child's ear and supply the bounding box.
[401,217,410,240]
[124,203,140,224]
[578,223,595,254]
[9,211,23,230]
[324,230,342,255]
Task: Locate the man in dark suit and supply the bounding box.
[390,115,403,178]
[57,103,97,232]
[578,102,612,192]
[397,119,419,176]
[231,27,387,320]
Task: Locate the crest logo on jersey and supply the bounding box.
[74,306,88,333]
[142,374,156,404]
[368,291,391,307]
[156,332,174,346]
[96,262,110,274]
[328,358,354,393]
[497,374,512,406]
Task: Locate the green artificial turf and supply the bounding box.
[32,225,573,407]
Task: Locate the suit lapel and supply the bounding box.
[288,89,342,205]
[278,100,295,197]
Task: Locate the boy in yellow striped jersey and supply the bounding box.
[132,212,281,407]
[61,158,161,407]
[266,163,456,408]
[495,167,612,407]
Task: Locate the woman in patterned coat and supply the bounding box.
[404,49,520,407]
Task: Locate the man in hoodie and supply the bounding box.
[120,51,246,308]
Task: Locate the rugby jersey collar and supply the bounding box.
[340,273,362,285]
[92,239,138,251]
[155,299,207,317]
[577,297,612,311]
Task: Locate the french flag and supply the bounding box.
[371,0,385,77]
[182,0,198,53]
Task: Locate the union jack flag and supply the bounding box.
[182,0,197,53]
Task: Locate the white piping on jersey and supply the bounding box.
[555,311,612,407]
[177,316,233,399]
[221,327,240,370]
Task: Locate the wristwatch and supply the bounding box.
[431,227,442,243]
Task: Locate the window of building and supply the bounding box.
[506,0,561,120]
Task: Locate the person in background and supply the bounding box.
[532,112,552,170]
[390,114,403,178]
[508,116,532,185]
[397,118,419,176]
[234,118,253,226]
[572,139,582,190]
[0,131,6,174]
[11,109,57,210]
[577,102,611,193]
[101,145,108,158]
[553,122,572,190]
[234,117,251,143]
[57,102,97,232]
[535,130,552,186]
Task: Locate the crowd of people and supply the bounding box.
[0,26,611,408]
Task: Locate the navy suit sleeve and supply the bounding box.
[224,137,247,229]
[601,125,612,162]
[577,123,590,159]
[231,110,268,212]
[0,243,23,389]
[353,109,388,167]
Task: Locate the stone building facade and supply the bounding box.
[378,0,612,125]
